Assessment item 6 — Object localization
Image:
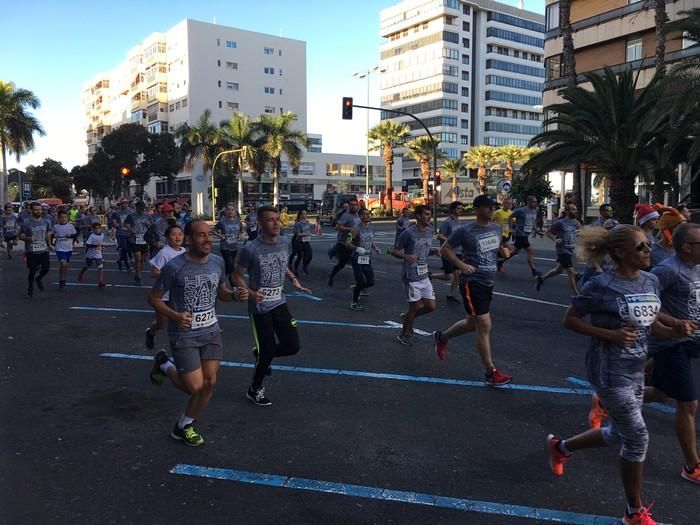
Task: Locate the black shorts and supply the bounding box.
[513,236,530,250]
[441,257,456,274]
[557,253,574,269]
[129,243,149,254]
[652,341,698,402]
[459,280,493,316]
[501,234,511,245]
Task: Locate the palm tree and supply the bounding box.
[368,120,410,213]
[175,109,220,209]
[464,145,498,195]
[218,113,257,211]
[440,159,464,202]
[404,135,442,200]
[524,67,667,224]
[0,81,45,205]
[665,8,700,45]
[496,145,538,181]
[253,111,307,207]
[653,0,669,70]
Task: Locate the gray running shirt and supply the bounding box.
[650,241,674,268]
[512,207,537,237]
[113,209,132,236]
[53,223,77,252]
[293,220,312,238]
[448,222,502,286]
[352,223,375,261]
[396,225,433,283]
[549,218,580,255]
[156,253,226,338]
[216,218,242,251]
[336,211,360,243]
[20,217,51,254]
[1,213,18,234]
[125,213,152,245]
[439,216,463,254]
[237,236,291,315]
[571,271,661,388]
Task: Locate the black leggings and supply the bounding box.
[329,243,353,278]
[290,241,312,273]
[220,248,238,277]
[351,260,375,302]
[251,303,300,388]
[27,252,50,287]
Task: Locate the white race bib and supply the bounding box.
[260,286,283,303]
[477,234,500,253]
[301,235,311,243]
[191,308,217,329]
[416,263,428,275]
[625,294,661,327]
[135,234,146,245]
[249,225,257,232]
[31,241,47,252]
[357,255,370,265]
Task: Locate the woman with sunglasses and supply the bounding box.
[546,224,693,525]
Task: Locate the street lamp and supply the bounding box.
[210,148,249,222]
[353,65,386,198]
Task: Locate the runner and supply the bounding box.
[546,224,691,525]
[79,207,100,247]
[433,195,512,386]
[77,222,106,287]
[214,203,242,286]
[124,201,153,285]
[649,205,685,268]
[394,207,411,248]
[147,204,175,258]
[290,210,313,276]
[328,197,360,287]
[350,207,380,311]
[578,222,616,288]
[536,204,582,294]
[503,195,540,277]
[52,209,78,290]
[391,205,439,345]
[144,224,186,350]
[148,219,248,446]
[1,203,19,259]
[431,201,464,303]
[19,202,52,297]
[234,205,311,406]
[591,203,618,229]
[245,207,259,241]
[493,198,513,273]
[112,199,133,272]
[634,203,659,244]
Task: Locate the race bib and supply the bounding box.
[625,294,661,327]
[225,235,237,244]
[416,263,428,275]
[135,234,146,245]
[301,235,311,243]
[260,286,283,303]
[249,225,257,232]
[357,255,370,265]
[31,240,47,252]
[191,308,217,329]
[477,233,500,253]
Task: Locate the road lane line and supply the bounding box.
[493,292,568,308]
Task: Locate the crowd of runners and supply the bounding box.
[1,195,698,525]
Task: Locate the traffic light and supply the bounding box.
[120,167,130,177]
[342,97,353,120]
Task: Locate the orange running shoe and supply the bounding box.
[546,434,570,477]
[588,393,608,429]
[681,463,700,485]
[622,503,656,525]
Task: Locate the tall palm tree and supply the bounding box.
[0,81,45,205]
[218,112,258,211]
[464,145,498,195]
[253,111,307,207]
[440,159,464,202]
[496,145,538,181]
[665,7,700,45]
[654,0,669,71]
[404,135,442,200]
[368,120,410,213]
[175,109,220,209]
[524,67,667,224]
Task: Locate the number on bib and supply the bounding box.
[477,234,500,253]
[191,308,217,329]
[625,294,661,327]
[260,286,283,303]
[135,234,146,245]
[357,255,370,265]
[416,263,428,275]
[31,241,46,252]
[301,235,311,243]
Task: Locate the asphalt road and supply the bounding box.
[0,220,697,525]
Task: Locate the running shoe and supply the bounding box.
[150,350,170,385]
[145,328,155,350]
[434,331,448,360]
[399,313,414,335]
[396,333,412,346]
[171,422,204,447]
[485,368,512,386]
[350,302,364,311]
[360,290,369,297]
[546,434,571,477]
[78,271,85,283]
[622,504,656,525]
[535,275,543,292]
[588,393,608,429]
[98,281,106,288]
[246,386,272,406]
[681,463,700,485]
[35,278,44,292]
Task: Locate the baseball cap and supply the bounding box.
[473,195,496,208]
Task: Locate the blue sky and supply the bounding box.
[1,0,545,171]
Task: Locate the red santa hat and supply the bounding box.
[634,203,659,226]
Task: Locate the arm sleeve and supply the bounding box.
[155,262,175,293]
[570,280,601,316]
[438,221,450,236]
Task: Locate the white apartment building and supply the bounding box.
[379,0,545,184]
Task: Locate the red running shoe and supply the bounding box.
[434,331,448,360]
[485,368,512,387]
[622,503,656,525]
[588,393,608,429]
[546,434,571,477]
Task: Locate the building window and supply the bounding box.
[460,119,468,129]
[485,91,542,106]
[226,61,238,69]
[217,38,220,46]
[461,103,469,113]
[227,102,239,110]
[485,75,542,92]
[488,11,545,33]
[462,21,470,32]
[462,37,470,48]
[264,86,275,94]
[218,80,222,87]
[461,87,469,97]
[626,37,642,62]
[226,40,237,48]
[462,4,470,15]
[545,2,559,31]
[443,30,459,43]
[443,47,460,60]
[461,70,470,81]
[460,135,468,145]
[218,101,222,108]
[682,31,698,49]
[443,64,459,76]
[264,106,275,114]
[279,88,283,95]
[264,47,274,55]
[217,60,221,67]
[226,82,239,91]
[486,59,545,78]
[461,54,469,65]
[486,28,544,48]
[264,67,275,74]
[545,54,562,81]
[169,104,174,112]
[182,98,187,107]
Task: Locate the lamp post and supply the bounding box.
[210,148,248,222]
[353,66,386,198]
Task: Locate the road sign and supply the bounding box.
[22,183,31,199]
[496,180,512,193]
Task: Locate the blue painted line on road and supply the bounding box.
[566,377,677,414]
[169,464,622,525]
[287,291,323,301]
[54,282,146,289]
[101,352,592,396]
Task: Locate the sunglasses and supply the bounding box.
[635,241,652,251]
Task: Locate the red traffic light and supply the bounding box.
[342,97,353,120]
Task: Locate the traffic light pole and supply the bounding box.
[351,103,439,233]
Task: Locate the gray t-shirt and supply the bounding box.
[125,212,152,245]
[512,207,537,237]
[20,217,51,254]
[113,209,132,236]
[216,218,242,251]
[396,225,433,283]
[293,220,312,239]
[650,241,674,268]
[352,223,375,262]
[448,222,502,286]
[649,255,700,352]
[570,271,661,388]
[336,211,360,243]
[439,216,463,255]
[1,213,18,235]
[237,236,291,315]
[155,253,226,338]
[549,218,580,255]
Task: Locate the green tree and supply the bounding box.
[217,113,258,209]
[139,132,180,198]
[99,123,150,197]
[25,158,72,201]
[524,67,667,224]
[665,8,700,50]
[440,158,464,202]
[0,81,45,205]
[404,135,442,200]
[464,145,498,195]
[368,120,410,213]
[510,169,554,205]
[72,150,117,200]
[495,145,538,181]
[175,109,220,207]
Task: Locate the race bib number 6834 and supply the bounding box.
[625,294,661,327]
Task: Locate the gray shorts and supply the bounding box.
[598,383,648,463]
[168,330,223,374]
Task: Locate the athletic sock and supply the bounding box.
[557,439,572,456]
[160,360,175,373]
[178,415,194,429]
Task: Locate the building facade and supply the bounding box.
[379,0,545,183]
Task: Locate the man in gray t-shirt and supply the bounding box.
[148,219,247,447]
[19,202,53,296]
[234,206,311,407]
[432,201,464,302]
[328,198,361,287]
[503,195,540,276]
[537,204,582,295]
[125,201,152,284]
